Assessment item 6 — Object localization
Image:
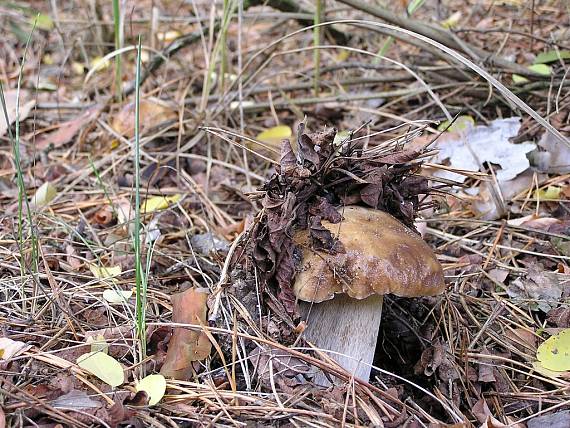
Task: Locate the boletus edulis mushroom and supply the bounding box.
[294,206,445,383]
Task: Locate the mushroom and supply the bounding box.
[293,206,445,383]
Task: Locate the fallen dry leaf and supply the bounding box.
[536,328,570,372]
[35,105,101,150]
[77,351,125,387]
[433,117,535,183]
[0,337,32,360]
[30,181,57,207]
[135,374,166,406]
[0,89,35,137]
[160,287,211,380]
[112,98,176,139]
[92,205,114,225]
[527,410,570,428]
[252,345,312,386]
[533,131,570,174]
[505,328,537,354]
[507,265,564,312]
[50,389,102,410]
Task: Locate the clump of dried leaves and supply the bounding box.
[243,123,435,315]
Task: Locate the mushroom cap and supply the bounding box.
[293,206,445,303]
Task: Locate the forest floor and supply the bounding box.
[1,1,570,427]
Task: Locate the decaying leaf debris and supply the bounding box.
[241,124,436,316]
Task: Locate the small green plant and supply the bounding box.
[0,20,38,289]
[133,36,147,361]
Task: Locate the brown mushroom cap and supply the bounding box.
[293,206,445,303]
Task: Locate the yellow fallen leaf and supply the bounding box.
[440,11,461,29]
[532,361,565,378]
[71,62,86,75]
[534,186,562,201]
[91,56,110,72]
[248,125,293,160]
[333,130,351,146]
[437,115,475,132]
[102,289,133,304]
[31,182,57,207]
[536,328,570,372]
[90,265,122,280]
[336,49,350,62]
[77,351,124,387]
[157,31,182,43]
[42,54,54,65]
[256,125,292,146]
[136,374,167,405]
[141,194,182,214]
[33,13,54,31]
[513,64,551,84]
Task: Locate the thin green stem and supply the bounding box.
[133,35,146,361]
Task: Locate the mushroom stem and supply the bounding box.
[300,294,384,385]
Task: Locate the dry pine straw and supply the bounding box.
[1,0,570,426]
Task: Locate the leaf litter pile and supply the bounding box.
[1,1,570,427]
[243,124,432,316]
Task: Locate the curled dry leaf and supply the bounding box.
[30,181,57,207]
[247,126,431,316]
[507,265,564,313]
[160,288,211,380]
[65,245,83,271]
[115,197,134,234]
[505,328,537,354]
[92,205,114,225]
